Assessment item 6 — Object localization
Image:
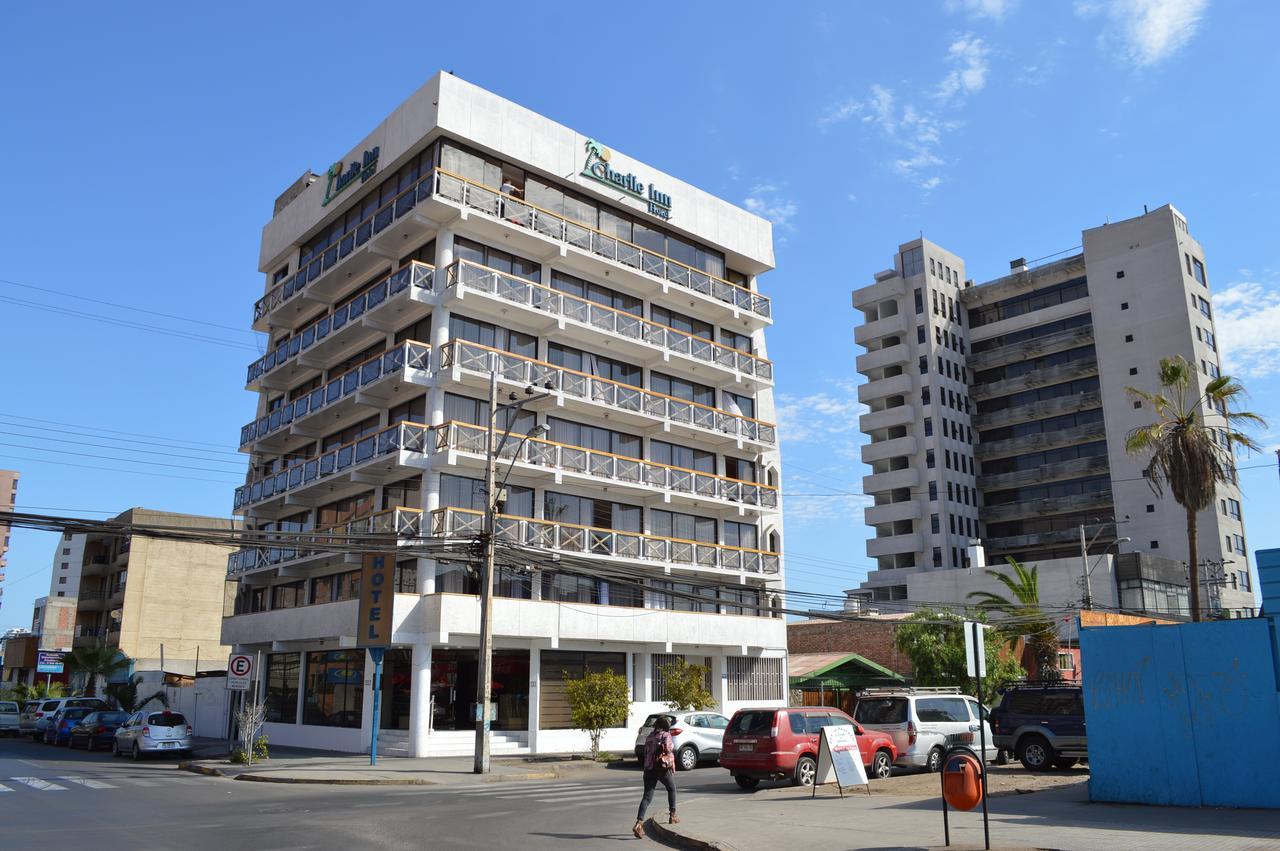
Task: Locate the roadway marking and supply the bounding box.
[11,777,67,791]
[59,776,117,789]
[456,782,598,797]
[0,783,11,792]
[116,777,162,787]
[531,789,640,803]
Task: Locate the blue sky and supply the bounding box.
[2,1,1277,631]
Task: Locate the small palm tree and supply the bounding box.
[967,559,1060,681]
[1125,356,1265,621]
[14,680,67,701]
[67,647,131,697]
[105,674,169,714]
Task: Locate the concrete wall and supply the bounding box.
[1080,618,1280,808]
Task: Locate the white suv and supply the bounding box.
[854,688,994,772]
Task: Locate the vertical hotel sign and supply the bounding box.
[358,553,394,647]
[581,139,672,220]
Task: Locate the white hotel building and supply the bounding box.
[223,73,787,756]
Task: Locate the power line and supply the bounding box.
[0,421,243,459]
[0,412,240,451]
[0,441,246,475]
[0,454,242,485]
[0,430,247,467]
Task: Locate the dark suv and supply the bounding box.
[988,683,1086,771]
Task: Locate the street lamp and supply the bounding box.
[474,369,551,774]
[1078,518,1129,609]
[1080,537,1130,609]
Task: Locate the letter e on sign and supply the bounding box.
[359,553,395,647]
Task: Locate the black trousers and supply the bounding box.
[636,768,677,820]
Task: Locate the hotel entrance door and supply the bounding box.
[430,649,529,731]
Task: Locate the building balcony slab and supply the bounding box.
[972,391,1102,431]
[971,360,1099,402]
[857,372,913,404]
[854,312,908,346]
[862,467,919,494]
[861,435,917,465]
[866,532,923,559]
[982,491,1114,524]
[863,501,921,526]
[978,455,1110,492]
[852,276,906,311]
[856,343,909,375]
[975,421,1107,461]
[859,404,914,434]
[967,326,1095,372]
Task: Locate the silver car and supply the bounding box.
[113,709,192,759]
[854,688,995,772]
[0,700,19,735]
[633,711,729,771]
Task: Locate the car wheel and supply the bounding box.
[734,774,760,790]
[1018,735,1055,772]
[926,747,944,773]
[85,737,94,752]
[872,749,893,780]
[112,740,120,757]
[793,755,817,787]
[995,749,1009,766]
[1053,757,1077,769]
[677,744,698,772]
[132,743,142,761]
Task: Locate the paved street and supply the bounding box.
[0,736,730,849]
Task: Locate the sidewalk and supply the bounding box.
[649,780,1280,851]
[182,739,612,786]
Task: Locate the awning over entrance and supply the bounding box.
[788,652,906,691]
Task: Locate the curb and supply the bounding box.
[645,818,739,851]
[179,762,226,778]
[235,774,437,786]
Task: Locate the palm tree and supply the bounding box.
[67,647,130,697]
[967,559,1061,681]
[14,680,67,701]
[1125,356,1265,622]
[105,674,169,714]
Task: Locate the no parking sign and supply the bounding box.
[227,654,253,691]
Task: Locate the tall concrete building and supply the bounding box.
[0,469,18,612]
[224,73,787,756]
[852,206,1255,619]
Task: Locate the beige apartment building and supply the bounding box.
[0,469,17,613]
[60,508,235,672]
[851,205,1254,619]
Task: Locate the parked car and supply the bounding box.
[113,709,192,759]
[633,711,730,771]
[853,688,995,772]
[720,706,897,790]
[43,706,95,745]
[21,697,109,739]
[988,682,1087,771]
[69,710,131,751]
[0,700,20,735]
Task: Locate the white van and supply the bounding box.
[853,687,994,772]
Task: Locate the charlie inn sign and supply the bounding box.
[581,139,672,220]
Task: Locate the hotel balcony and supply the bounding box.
[985,527,1096,553]
[982,490,1113,524]
[862,467,918,494]
[861,435,917,465]
[855,342,909,375]
[857,372,913,404]
[442,259,773,389]
[239,341,431,452]
[863,500,921,527]
[853,312,908,347]
[975,420,1107,461]
[434,420,778,514]
[967,325,1095,372]
[233,422,432,516]
[255,169,771,332]
[978,454,1110,492]
[246,263,434,391]
[226,507,425,580]
[972,391,1102,431]
[432,507,780,577]
[970,360,1099,402]
[859,404,914,433]
[866,532,923,559]
[76,589,107,612]
[851,274,906,311]
[441,340,776,449]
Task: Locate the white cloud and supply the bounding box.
[935,35,991,103]
[1212,280,1280,378]
[776,385,866,445]
[946,0,1018,20]
[784,492,874,526]
[818,98,863,129]
[743,183,798,228]
[1084,0,1210,67]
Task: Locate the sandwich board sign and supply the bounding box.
[227,654,253,691]
[812,723,870,798]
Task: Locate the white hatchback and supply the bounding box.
[633,711,730,771]
[114,709,192,759]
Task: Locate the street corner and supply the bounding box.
[645,816,742,851]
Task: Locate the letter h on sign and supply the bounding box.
[359,553,395,647]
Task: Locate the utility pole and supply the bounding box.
[1078,525,1092,610]
[473,370,499,775]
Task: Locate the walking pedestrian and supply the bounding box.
[633,715,678,838]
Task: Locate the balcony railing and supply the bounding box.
[234,421,432,511]
[239,341,431,447]
[445,259,772,382]
[441,340,776,446]
[226,507,425,576]
[435,420,778,509]
[248,262,434,386]
[432,506,780,575]
[78,590,106,601]
[255,168,771,324]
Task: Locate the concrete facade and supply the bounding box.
[851,206,1255,619]
[0,470,17,612]
[226,73,787,757]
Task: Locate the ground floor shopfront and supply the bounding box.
[228,592,788,756]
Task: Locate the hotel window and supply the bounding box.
[901,246,924,278]
[930,258,937,276]
[651,371,715,408]
[547,416,641,459]
[1227,498,1241,519]
[551,270,641,316]
[652,509,716,544]
[443,392,535,434]
[449,314,537,358]
[931,514,940,534]
[932,547,943,567]
[914,289,924,314]
[303,650,364,728]
[549,343,641,387]
[919,356,929,374]
[651,439,715,473]
[382,475,422,511]
[1191,257,1207,285]
[1197,296,1212,318]
[724,520,759,550]
[926,449,936,469]
[924,417,933,436]
[311,574,335,605]
[918,325,927,344]
[721,328,753,354]
[928,481,938,501]
[651,305,713,340]
[265,653,300,724]
[271,581,304,610]
[442,473,533,518]
[724,457,757,482]
[388,395,426,426]
[545,491,642,533]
